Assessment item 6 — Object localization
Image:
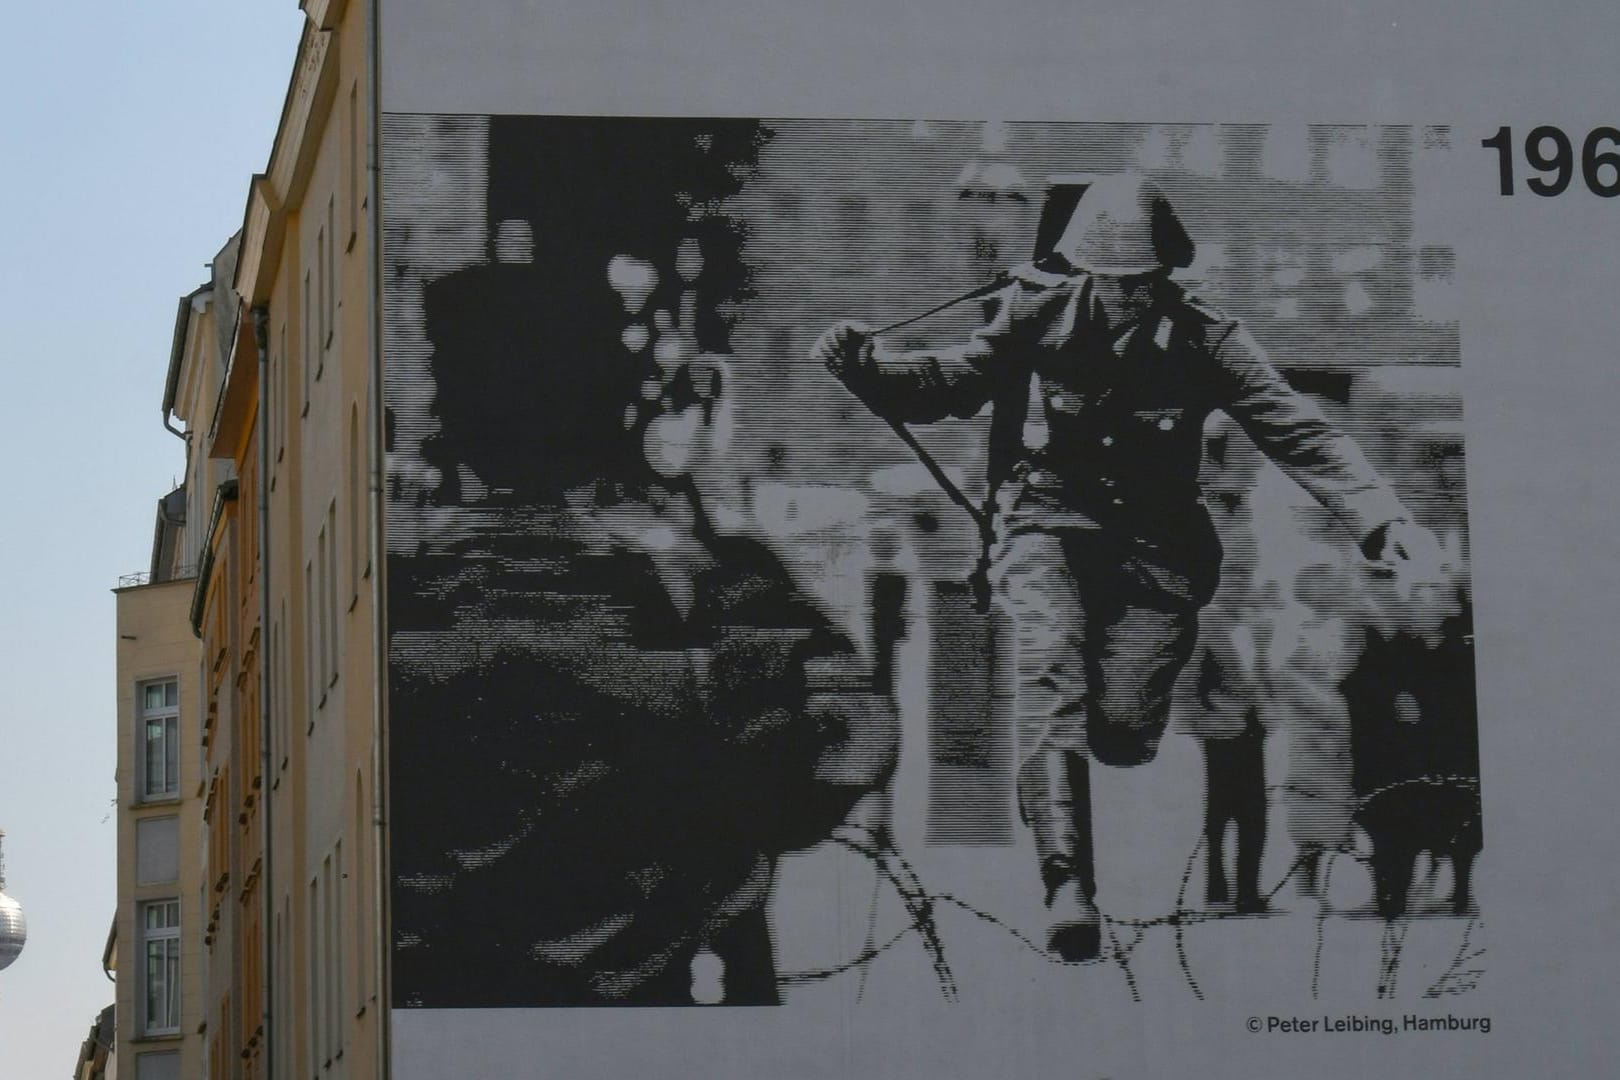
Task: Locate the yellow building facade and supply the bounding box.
[114,574,205,1080]
[119,2,381,1077]
[113,228,240,1079]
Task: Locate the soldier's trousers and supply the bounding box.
[989,521,1205,892]
[989,524,1205,772]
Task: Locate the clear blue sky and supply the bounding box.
[0,2,304,1072]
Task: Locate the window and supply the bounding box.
[307,841,348,1070]
[271,608,285,774]
[326,500,339,684]
[316,227,327,376]
[317,522,330,697]
[276,322,287,463]
[209,999,227,1077]
[349,404,363,602]
[353,775,368,1012]
[197,659,207,778]
[197,880,206,980]
[267,331,278,487]
[269,616,280,777]
[302,273,313,414]
[308,877,320,1070]
[239,894,263,1050]
[141,899,181,1035]
[139,679,180,801]
[239,668,259,807]
[271,904,284,1080]
[328,843,343,1059]
[239,452,258,596]
[207,766,230,895]
[277,599,289,766]
[306,561,318,722]
[277,894,291,1080]
[326,196,337,347]
[347,82,360,248]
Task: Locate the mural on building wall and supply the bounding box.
[383,117,1480,1009]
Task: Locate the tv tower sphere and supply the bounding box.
[0,830,25,973]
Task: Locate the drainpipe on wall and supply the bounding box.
[254,304,276,1080]
[163,412,193,577]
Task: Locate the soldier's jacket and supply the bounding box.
[851,263,1410,561]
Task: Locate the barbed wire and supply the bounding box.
[776,773,1484,1002]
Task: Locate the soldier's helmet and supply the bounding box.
[1054,172,1195,275]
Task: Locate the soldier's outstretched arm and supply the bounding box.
[1210,324,1416,550]
[811,283,1022,423]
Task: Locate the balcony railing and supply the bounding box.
[117,565,198,589]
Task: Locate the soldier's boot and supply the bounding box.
[1019,749,1102,961]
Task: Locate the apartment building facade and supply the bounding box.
[118,2,380,1078]
[111,241,237,1079]
[227,2,382,1075]
[114,519,205,1080]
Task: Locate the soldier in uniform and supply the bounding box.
[813,172,1440,960]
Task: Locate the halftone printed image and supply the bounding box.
[383,117,1479,1010]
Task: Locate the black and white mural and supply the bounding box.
[384,118,1479,1010]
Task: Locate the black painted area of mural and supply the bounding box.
[420,116,767,503]
[384,117,857,1008]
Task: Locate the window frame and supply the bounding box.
[139,898,182,1036]
[326,195,337,349]
[275,321,288,463]
[316,226,328,377]
[346,80,360,251]
[137,678,181,803]
[302,272,313,415]
[349,404,364,605]
[306,560,320,722]
[308,875,321,1070]
[325,499,339,686]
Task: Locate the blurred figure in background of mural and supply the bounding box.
[814,172,1443,960]
[1187,417,1274,912]
[1345,558,1479,919]
[389,118,898,1006]
[1266,556,1375,900]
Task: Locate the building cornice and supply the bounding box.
[163,285,211,420]
[222,6,349,456]
[234,20,340,308]
[301,0,350,32]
